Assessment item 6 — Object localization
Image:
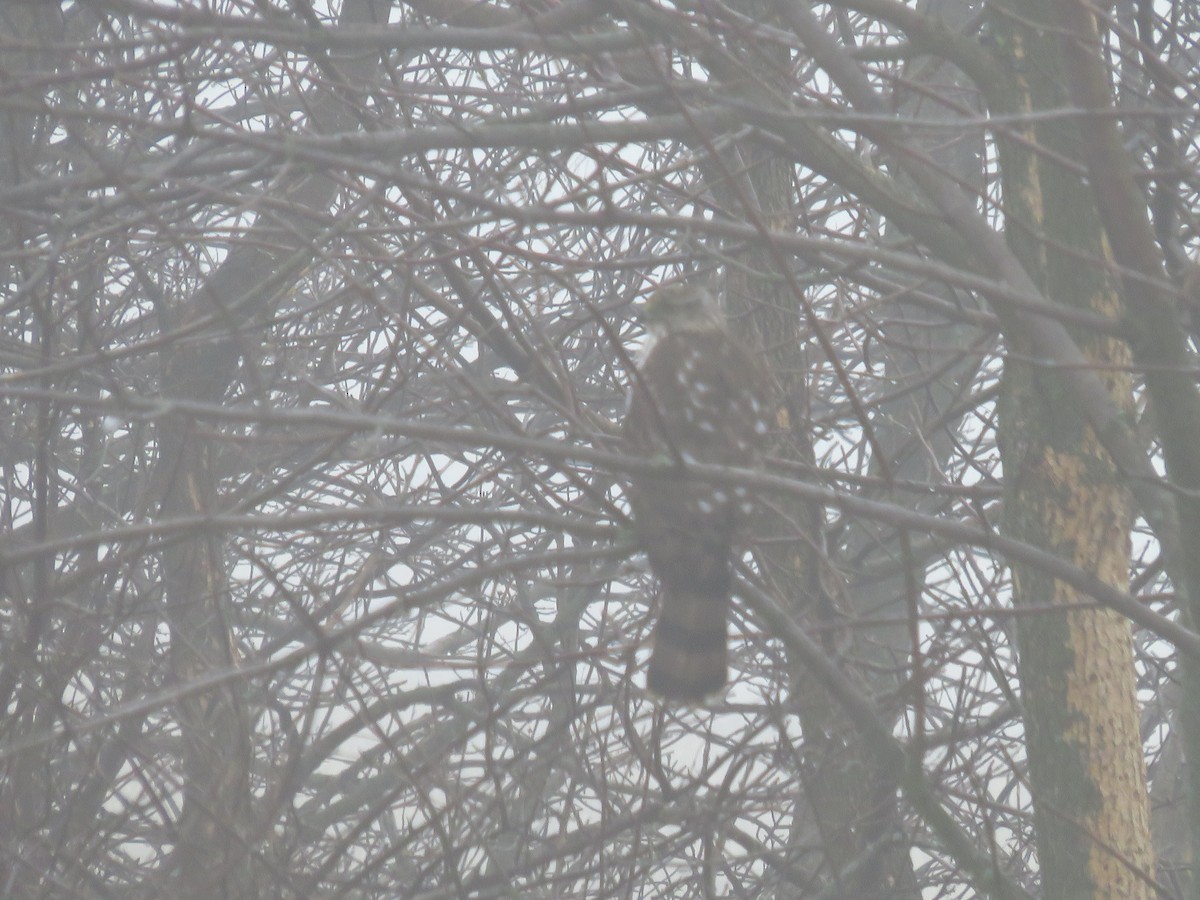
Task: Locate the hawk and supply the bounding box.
[622,284,772,701]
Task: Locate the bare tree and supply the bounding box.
[2,1,1198,897]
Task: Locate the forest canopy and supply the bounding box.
[2,2,1199,897]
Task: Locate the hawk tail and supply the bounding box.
[646,585,729,702]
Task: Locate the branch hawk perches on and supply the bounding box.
[622,284,772,701]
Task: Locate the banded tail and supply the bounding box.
[646,583,729,702]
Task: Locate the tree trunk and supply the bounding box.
[990,2,1154,894]
[715,4,919,893]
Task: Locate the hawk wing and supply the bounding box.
[623,329,771,700]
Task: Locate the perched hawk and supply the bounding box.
[622,284,772,701]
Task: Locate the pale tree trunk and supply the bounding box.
[156,2,395,894]
[990,2,1154,895]
[1052,4,1200,890]
[714,4,920,893]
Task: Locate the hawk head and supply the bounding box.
[641,284,726,338]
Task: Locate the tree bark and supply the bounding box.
[990,2,1155,894]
